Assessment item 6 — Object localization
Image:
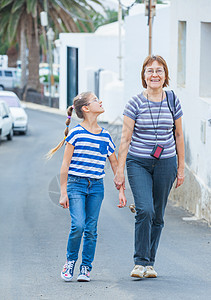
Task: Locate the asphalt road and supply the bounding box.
[0,107,211,300]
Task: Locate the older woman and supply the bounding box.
[114,55,185,278]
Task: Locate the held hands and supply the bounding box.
[114,171,125,190]
[114,171,127,208]
[59,194,69,209]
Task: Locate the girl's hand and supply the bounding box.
[114,171,125,190]
[59,194,69,209]
[176,168,185,188]
[117,187,127,208]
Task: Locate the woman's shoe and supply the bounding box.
[144,266,157,278]
[130,265,145,278]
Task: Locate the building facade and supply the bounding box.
[169,0,211,224]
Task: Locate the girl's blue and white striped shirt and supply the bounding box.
[66,124,115,179]
[123,92,183,159]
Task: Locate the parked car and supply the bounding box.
[0,100,13,143]
[0,91,28,134]
[0,68,18,90]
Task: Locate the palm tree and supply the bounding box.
[0,0,103,92]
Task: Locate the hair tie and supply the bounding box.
[64,136,66,140]
[67,116,71,119]
[66,125,69,128]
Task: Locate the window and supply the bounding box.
[1,96,20,107]
[200,22,211,97]
[0,103,3,116]
[0,71,2,76]
[1,103,8,117]
[3,103,10,115]
[177,21,186,87]
[4,71,13,77]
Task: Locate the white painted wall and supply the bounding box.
[0,55,8,68]
[59,32,119,110]
[98,70,124,124]
[169,0,211,223]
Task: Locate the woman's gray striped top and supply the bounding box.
[123,91,183,159]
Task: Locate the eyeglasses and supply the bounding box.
[86,98,100,106]
[145,68,164,76]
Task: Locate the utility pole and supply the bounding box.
[148,0,152,55]
[145,0,156,55]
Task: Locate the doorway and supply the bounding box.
[67,47,78,107]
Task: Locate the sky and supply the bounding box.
[88,0,138,11]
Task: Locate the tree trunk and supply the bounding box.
[20,18,27,89]
[27,15,40,92]
[7,46,18,67]
[27,34,40,91]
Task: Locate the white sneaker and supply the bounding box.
[77,266,90,282]
[144,266,157,278]
[61,260,75,281]
[130,265,145,278]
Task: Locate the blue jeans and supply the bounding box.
[66,175,104,271]
[126,154,177,266]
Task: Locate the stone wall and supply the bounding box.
[169,165,211,226]
[13,87,59,108]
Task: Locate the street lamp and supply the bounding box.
[40,8,55,107]
[47,27,55,105]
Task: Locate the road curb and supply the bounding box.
[22,101,66,116]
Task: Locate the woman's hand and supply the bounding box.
[59,194,69,209]
[176,168,185,188]
[114,171,125,190]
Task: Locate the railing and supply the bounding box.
[40,82,59,97]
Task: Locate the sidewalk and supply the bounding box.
[23,101,66,116]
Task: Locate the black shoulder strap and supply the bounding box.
[166,90,176,136]
[166,90,176,118]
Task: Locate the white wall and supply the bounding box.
[59,33,119,110]
[124,4,171,103]
[170,0,211,224]
[98,70,124,124]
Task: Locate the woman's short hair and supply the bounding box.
[141,55,170,88]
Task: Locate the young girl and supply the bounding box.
[47,91,126,282]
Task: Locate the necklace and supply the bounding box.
[146,92,163,142]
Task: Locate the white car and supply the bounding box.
[0,100,13,143]
[0,91,28,134]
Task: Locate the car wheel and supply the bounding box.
[0,85,4,91]
[7,128,13,140]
